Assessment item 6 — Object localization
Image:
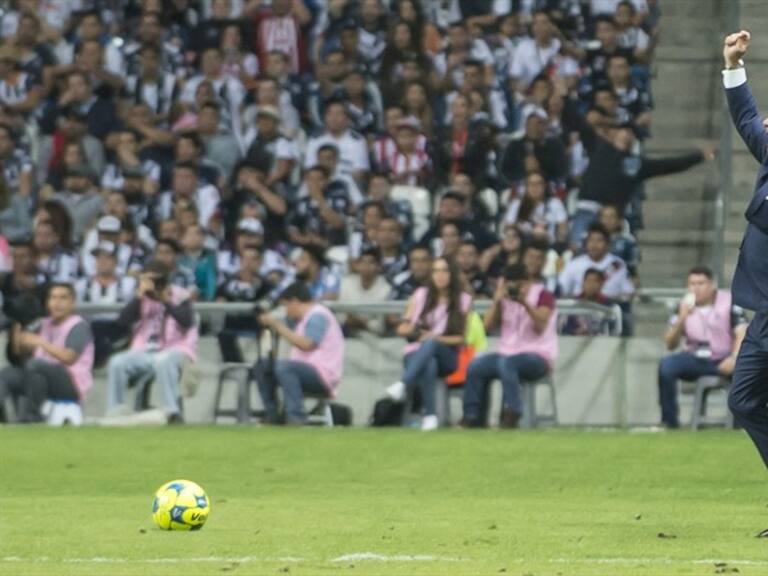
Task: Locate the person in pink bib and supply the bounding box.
[387,256,472,431]
[0,282,94,422]
[255,282,345,425]
[461,263,558,428]
[659,266,747,428]
[106,260,198,424]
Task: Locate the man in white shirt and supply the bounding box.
[338,248,391,335]
[558,222,634,301]
[304,100,370,183]
[509,11,563,93]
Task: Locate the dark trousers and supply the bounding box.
[658,352,720,428]
[0,359,78,421]
[218,314,260,363]
[729,311,768,467]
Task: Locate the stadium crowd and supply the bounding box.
[0,0,720,427]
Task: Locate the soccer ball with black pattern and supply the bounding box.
[152,479,210,531]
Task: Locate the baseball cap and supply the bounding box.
[97,215,122,234]
[237,218,264,236]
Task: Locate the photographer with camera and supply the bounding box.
[254,282,345,425]
[387,256,473,431]
[461,263,558,429]
[105,260,198,424]
[0,283,93,422]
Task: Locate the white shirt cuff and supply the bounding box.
[723,67,747,89]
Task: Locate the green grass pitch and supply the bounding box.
[1,427,768,575]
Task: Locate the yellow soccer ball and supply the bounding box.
[152,479,210,531]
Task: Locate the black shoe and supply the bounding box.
[757,529,768,538]
[500,408,521,429]
[167,413,185,425]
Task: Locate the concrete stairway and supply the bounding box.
[638,0,731,288]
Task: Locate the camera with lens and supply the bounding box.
[405,321,427,343]
[506,283,520,300]
[252,298,277,330]
[144,274,169,300]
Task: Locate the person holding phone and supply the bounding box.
[658,266,747,429]
[461,263,558,429]
[387,256,472,431]
[105,260,198,424]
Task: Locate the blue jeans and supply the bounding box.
[402,339,458,416]
[568,208,599,250]
[729,312,768,467]
[658,352,720,428]
[256,359,328,424]
[463,352,549,421]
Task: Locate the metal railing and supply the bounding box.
[74,299,625,337]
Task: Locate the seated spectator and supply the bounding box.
[559,223,635,302]
[243,105,299,187]
[503,172,568,248]
[434,221,462,259]
[227,162,288,244]
[376,215,409,283]
[155,162,221,230]
[560,268,616,336]
[367,172,414,243]
[41,70,120,142]
[254,282,345,425]
[341,67,382,137]
[122,44,181,120]
[75,241,135,365]
[173,132,222,189]
[606,54,652,134]
[391,245,432,301]
[373,105,427,174]
[348,201,384,263]
[153,238,195,291]
[178,224,218,301]
[522,239,558,293]
[658,266,747,429]
[242,74,301,140]
[50,165,104,244]
[0,161,32,245]
[614,1,655,62]
[304,100,370,183]
[0,44,42,124]
[288,166,350,249]
[33,219,78,283]
[106,261,198,424]
[293,245,340,301]
[0,283,93,422]
[462,263,557,428]
[339,247,391,335]
[385,116,431,187]
[315,143,363,205]
[217,217,288,289]
[599,204,640,278]
[387,256,472,431]
[499,108,568,185]
[480,223,525,282]
[196,100,241,182]
[457,240,492,298]
[101,128,161,195]
[0,124,33,204]
[1,240,47,367]
[509,11,567,94]
[420,191,497,253]
[217,246,274,363]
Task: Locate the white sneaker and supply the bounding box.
[386,381,406,402]
[421,414,439,431]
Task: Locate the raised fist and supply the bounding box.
[724,30,750,68]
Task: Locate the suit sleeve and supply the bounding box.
[724,68,768,165]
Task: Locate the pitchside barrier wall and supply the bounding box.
[12,296,730,427]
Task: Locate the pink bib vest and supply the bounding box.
[404,287,473,354]
[289,304,345,396]
[497,283,558,366]
[35,314,94,401]
[683,290,734,361]
[129,286,198,361]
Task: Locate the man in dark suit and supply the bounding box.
[723,31,768,501]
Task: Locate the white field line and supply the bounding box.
[4,554,768,567]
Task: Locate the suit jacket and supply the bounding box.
[727,81,768,311]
